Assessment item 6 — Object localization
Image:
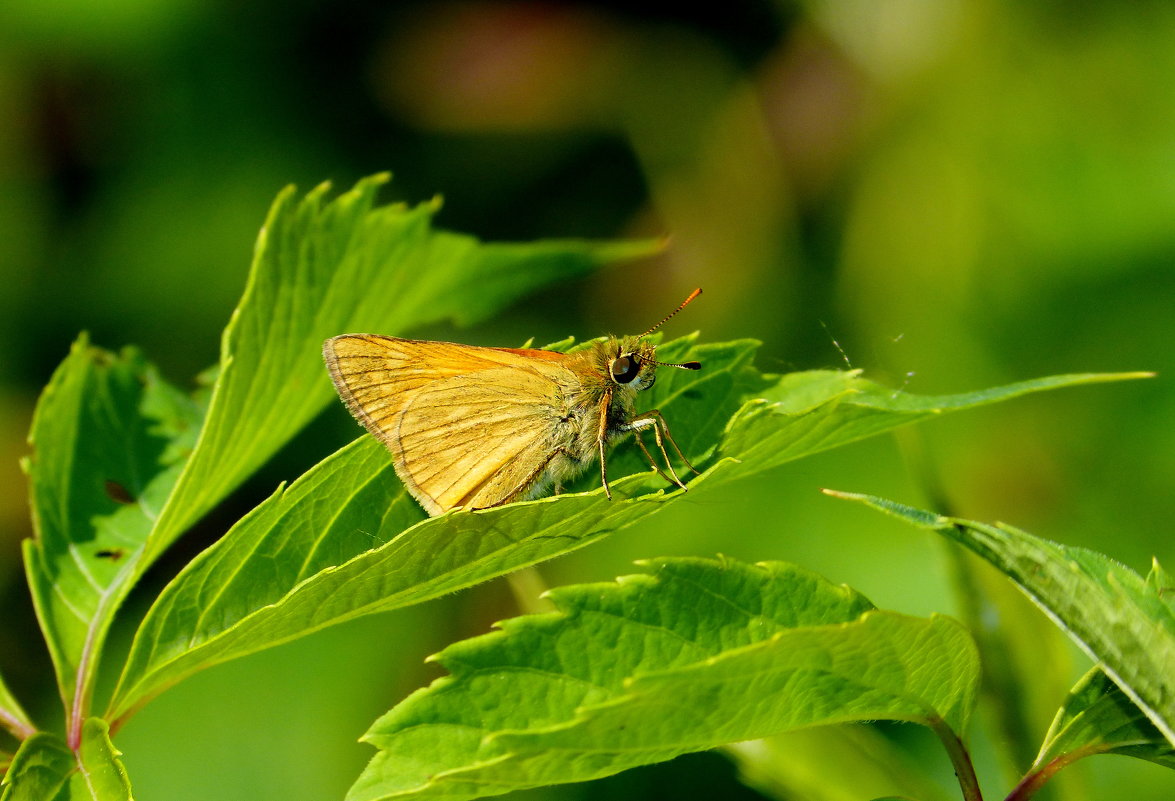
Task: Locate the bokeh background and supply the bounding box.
[2,1,1172,799]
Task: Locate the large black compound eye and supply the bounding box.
[610,354,642,384]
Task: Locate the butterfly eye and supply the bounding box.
[610,355,642,384]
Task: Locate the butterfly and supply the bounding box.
[323,289,703,516]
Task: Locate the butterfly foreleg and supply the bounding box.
[597,388,613,500]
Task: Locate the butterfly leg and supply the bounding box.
[625,415,688,491]
[597,437,612,500]
[596,390,613,499]
[629,423,678,488]
[633,409,700,475]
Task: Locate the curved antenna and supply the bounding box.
[639,288,702,338]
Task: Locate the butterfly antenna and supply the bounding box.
[650,357,701,370]
[639,288,702,338]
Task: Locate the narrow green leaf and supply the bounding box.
[827,492,1175,748]
[23,336,197,731]
[347,557,979,801]
[0,733,73,801]
[707,371,1153,492]
[1035,666,1175,770]
[0,673,34,740]
[66,719,131,801]
[143,174,657,565]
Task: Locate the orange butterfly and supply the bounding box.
[323,289,702,516]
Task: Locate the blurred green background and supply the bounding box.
[1,1,1172,799]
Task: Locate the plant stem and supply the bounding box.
[1004,747,1098,801]
[927,715,983,801]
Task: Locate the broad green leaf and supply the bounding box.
[347,557,979,801]
[143,173,656,565]
[110,332,1145,722]
[65,719,131,801]
[29,174,650,733]
[107,335,760,720]
[1035,666,1175,771]
[0,733,73,801]
[0,673,34,740]
[108,441,672,722]
[827,492,1175,748]
[23,337,197,732]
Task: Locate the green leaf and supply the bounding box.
[27,173,651,732]
[0,673,34,740]
[23,336,196,731]
[0,722,130,801]
[65,719,131,801]
[143,174,657,566]
[346,557,979,801]
[0,733,73,801]
[108,335,759,721]
[110,331,1145,723]
[1035,666,1175,770]
[707,371,1154,493]
[107,441,673,722]
[827,492,1175,748]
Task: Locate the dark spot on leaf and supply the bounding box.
[104,480,135,504]
[95,548,126,561]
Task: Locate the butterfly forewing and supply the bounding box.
[323,335,573,514]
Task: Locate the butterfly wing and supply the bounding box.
[323,335,576,515]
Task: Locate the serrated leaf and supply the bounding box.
[0,721,130,801]
[108,335,758,720]
[65,719,131,801]
[110,333,1146,723]
[107,441,672,722]
[23,337,196,732]
[143,174,657,566]
[828,492,1175,749]
[28,174,652,732]
[1035,666,1175,770]
[0,733,73,801]
[347,557,979,801]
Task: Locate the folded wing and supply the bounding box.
[323,335,571,515]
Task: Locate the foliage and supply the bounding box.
[2,175,1163,801]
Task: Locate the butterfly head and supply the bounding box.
[608,338,700,392]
